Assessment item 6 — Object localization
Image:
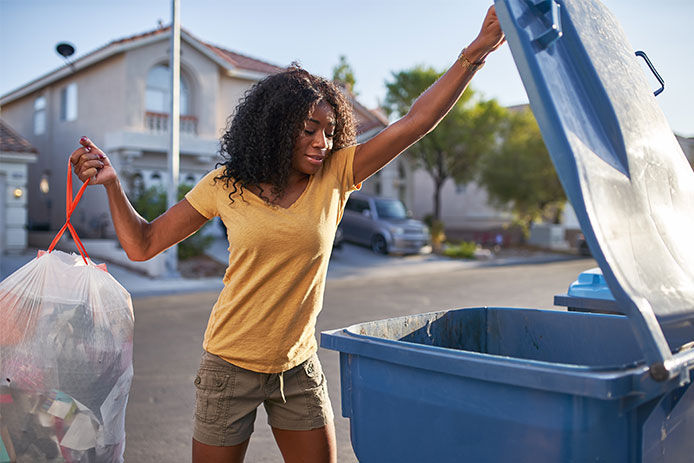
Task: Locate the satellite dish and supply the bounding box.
[56,42,75,58]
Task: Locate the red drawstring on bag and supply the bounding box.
[44,160,106,271]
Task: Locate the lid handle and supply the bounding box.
[525,0,563,50]
[649,343,694,383]
[635,50,665,96]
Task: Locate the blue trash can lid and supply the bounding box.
[496,0,694,375]
[567,267,614,301]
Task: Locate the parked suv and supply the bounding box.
[341,192,430,254]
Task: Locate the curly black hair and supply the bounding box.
[215,64,356,204]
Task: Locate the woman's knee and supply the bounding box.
[271,424,337,463]
[192,437,250,463]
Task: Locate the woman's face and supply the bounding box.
[291,100,336,177]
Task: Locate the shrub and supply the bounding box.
[442,241,477,259]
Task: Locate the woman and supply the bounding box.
[71,6,504,462]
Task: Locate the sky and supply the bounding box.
[0,0,692,136]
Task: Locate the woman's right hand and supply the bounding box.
[465,6,506,63]
[69,136,117,186]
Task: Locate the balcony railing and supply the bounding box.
[145,111,197,134]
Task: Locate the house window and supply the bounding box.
[131,172,144,195]
[145,64,196,133]
[150,171,163,188]
[60,83,78,121]
[145,64,190,115]
[34,96,46,134]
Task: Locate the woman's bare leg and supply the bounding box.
[271,422,337,463]
[192,437,250,463]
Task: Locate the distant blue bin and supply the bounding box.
[554,267,620,314]
[322,0,694,461]
[322,308,694,462]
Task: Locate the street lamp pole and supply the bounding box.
[166,0,181,276]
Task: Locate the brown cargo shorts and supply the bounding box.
[192,350,334,446]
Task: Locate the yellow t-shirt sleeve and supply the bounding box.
[330,145,361,193]
[184,168,224,219]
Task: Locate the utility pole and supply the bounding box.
[166,0,181,276]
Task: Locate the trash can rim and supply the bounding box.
[337,327,646,373]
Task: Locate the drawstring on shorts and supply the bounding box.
[279,371,286,404]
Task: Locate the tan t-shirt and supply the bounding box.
[185,145,359,373]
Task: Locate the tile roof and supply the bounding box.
[108,25,284,74]
[506,103,530,113]
[110,25,171,47]
[202,42,284,74]
[357,118,384,135]
[0,119,38,154]
[338,85,388,135]
[356,108,389,134]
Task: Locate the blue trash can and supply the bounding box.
[322,0,694,461]
[322,308,693,462]
[554,267,620,314]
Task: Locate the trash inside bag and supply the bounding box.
[0,250,134,463]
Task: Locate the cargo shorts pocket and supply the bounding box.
[301,354,324,389]
[194,368,232,424]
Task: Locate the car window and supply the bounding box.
[374,199,407,219]
[346,198,370,214]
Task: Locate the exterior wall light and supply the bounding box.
[40,174,50,194]
[13,187,24,199]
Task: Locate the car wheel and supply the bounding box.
[370,234,388,255]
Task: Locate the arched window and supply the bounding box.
[145,64,190,115]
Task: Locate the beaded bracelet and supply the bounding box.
[458,48,485,72]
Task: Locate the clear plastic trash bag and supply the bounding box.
[1,161,134,463]
[1,250,134,463]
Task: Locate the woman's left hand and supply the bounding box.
[468,6,506,61]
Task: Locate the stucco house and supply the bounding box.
[676,134,694,169]
[0,119,38,254]
[0,26,395,244]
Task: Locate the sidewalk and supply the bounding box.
[0,248,224,299]
[327,242,580,281]
[1,240,583,298]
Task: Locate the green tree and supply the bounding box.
[129,183,214,260]
[332,55,357,94]
[478,108,566,237]
[384,65,505,221]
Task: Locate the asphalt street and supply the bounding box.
[122,254,597,462]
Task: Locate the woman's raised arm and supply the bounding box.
[70,137,208,261]
[352,5,505,184]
